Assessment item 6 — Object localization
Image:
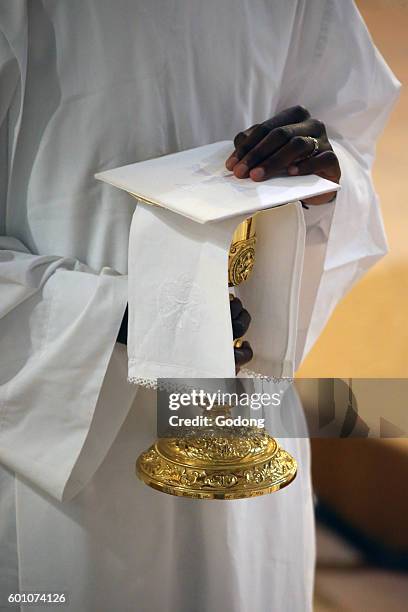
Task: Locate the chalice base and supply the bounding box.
[136,427,297,500]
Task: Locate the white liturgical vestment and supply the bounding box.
[0,1,400,611]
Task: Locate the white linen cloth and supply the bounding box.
[127,204,242,382]
[0,1,400,611]
[127,200,305,383]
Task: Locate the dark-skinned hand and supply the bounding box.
[226,105,341,205]
[230,296,253,373]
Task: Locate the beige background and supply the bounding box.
[298,0,408,379]
[311,5,408,610]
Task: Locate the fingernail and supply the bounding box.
[226,156,239,171]
[250,167,265,181]
[288,165,299,175]
[234,163,249,178]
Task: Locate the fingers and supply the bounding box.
[233,124,259,149]
[248,135,317,181]
[232,309,251,339]
[226,105,311,171]
[230,296,251,338]
[262,105,311,128]
[230,296,252,370]
[226,124,270,170]
[225,108,340,204]
[288,150,341,182]
[234,340,253,369]
[229,295,243,319]
[231,119,325,179]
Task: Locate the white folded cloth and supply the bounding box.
[127,201,306,385]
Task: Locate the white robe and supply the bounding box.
[0,1,399,611]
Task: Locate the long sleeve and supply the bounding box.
[278,0,401,364]
[0,7,136,501]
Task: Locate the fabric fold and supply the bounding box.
[127,203,243,384]
[0,254,134,501]
[127,201,306,383]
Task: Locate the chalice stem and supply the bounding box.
[228,216,257,352]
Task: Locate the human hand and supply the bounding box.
[230,296,253,373]
[226,105,341,205]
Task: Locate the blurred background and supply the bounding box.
[296,1,408,609]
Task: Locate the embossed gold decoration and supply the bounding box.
[137,423,296,499]
[228,236,256,286]
[136,215,297,499]
[228,217,257,286]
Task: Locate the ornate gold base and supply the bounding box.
[136,427,297,500]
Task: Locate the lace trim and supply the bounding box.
[128,376,158,389]
[128,372,293,390]
[240,368,293,383]
[128,376,199,394]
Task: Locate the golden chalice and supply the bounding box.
[136,216,297,499]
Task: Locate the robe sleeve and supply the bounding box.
[0,13,135,501]
[278,0,401,364]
